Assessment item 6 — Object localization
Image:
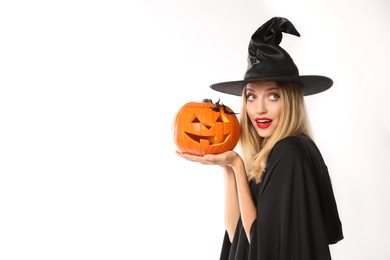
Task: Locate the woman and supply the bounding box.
[176,17,343,260]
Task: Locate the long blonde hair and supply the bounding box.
[239,81,313,183]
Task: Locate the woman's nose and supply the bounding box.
[256,100,267,114]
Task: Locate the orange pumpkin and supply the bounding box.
[173,99,240,155]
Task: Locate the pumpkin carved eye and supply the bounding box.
[216,116,224,123]
[173,99,240,155]
[191,117,201,123]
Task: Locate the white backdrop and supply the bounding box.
[1,0,389,259]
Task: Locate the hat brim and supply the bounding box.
[210,75,333,96]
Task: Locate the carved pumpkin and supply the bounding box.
[173,99,240,156]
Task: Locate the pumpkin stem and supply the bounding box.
[202,98,213,103]
[203,98,238,114]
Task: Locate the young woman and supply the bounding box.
[176,17,343,260]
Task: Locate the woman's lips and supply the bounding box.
[255,117,272,129]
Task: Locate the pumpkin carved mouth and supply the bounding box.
[184,132,231,145]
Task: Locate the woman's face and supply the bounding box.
[245,81,282,139]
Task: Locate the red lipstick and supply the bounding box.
[255,117,272,129]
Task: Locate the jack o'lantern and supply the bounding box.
[173,99,240,156]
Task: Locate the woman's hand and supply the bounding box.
[175,150,240,168]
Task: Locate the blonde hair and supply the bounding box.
[239,81,313,183]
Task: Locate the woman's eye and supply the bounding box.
[247,94,256,101]
[268,93,280,101]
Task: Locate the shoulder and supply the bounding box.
[272,135,312,157]
[268,134,325,169]
[263,135,317,187]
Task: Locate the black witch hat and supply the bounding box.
[210,17,333,96]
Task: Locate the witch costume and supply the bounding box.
[210,17,343,260]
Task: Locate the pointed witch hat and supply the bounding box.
[210,17,333,96]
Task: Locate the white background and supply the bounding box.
[1,0,389,259]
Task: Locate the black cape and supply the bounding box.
[220,135,343,260]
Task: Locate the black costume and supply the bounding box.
[220,135,343,260]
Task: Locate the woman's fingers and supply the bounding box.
[176,150,237,166]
